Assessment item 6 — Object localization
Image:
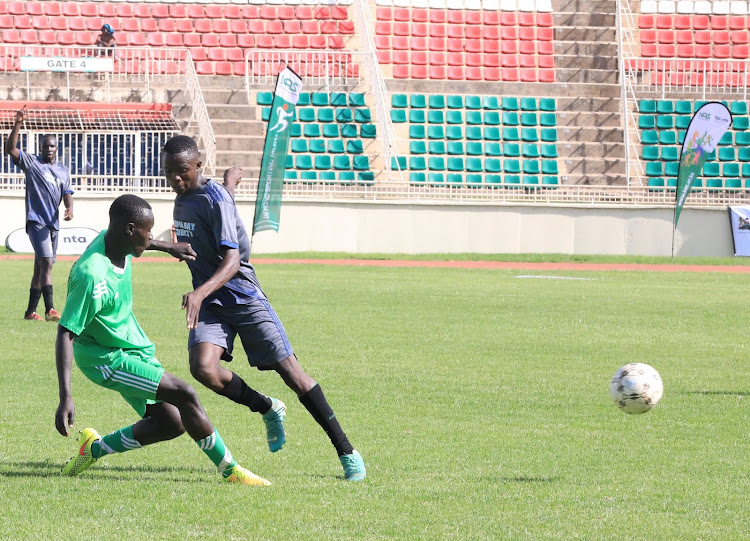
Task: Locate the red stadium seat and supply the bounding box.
[429,37,446,51]
[202,34,220,48]
[158,19,176,33]
[537,13,553,27]
[483,25,500,40]
[376,7,391,21]
[32,15,49,30]
[56,30,74,45]
[429,24,445,38]
[309,35,326,48]
[413,8,428,23]
[502,67,519,81]
[116,4,133,17]
[539,69,555,83]
[518,12,535,26]
[466,11,482,25]
[26,2,43,16]
[97,3,115,18]
[128,33,147,47]
[501,26,517,40]
[447,10,464,24]
[519,54,536,68]
[224,5,241,19]
[500,12,516,26]
[176,20,193,33]
[188,47,206,61]
[267,20,284,34]
[712,16,729,30]
[196,62,215,75]
[86,18,104,31]
[375,49,390,63]
[14,15,31,29]
[714,44,731,58]
[519,26,535,41]
[392,50,409,64]
[538,42,554,55]
[446,38,463,52]
[538,55,555,68]
[501,40,518,54]
[213,19,230,34]
[392,65,410,78]
[447,51,464,65]
[301,21,319,34]
[428,65,445,79]
[732,30,749,44]
[44,2,62,16]
[411,50,427,65]
[165,33,183,47]
[207,48,226,61]
[658,30,675,43]
[141,19,157,33]
[520,68,537,82]
[429,51,446,65]
[168,4,187,17]
[19,29,37,43]
[232,62,246,77]
[273,35,291,48]
[205,5,223,19]
[291,34,308,48]
[483,10,500,25]
[694,43,712,57]
[411,64,428,79]
[447,65,465,79]
[641,43,657,57]
[320,20,338,34]
[714,31,730,44]
[733,44,750,57]
[150,4,169,18]
[466,52,482,67]
[215,62,232,76]
[393,7,409,21]
[692,15,709,30]
[237,34,255,48]
[62,3,79,17]
[188,5,204,19]
[677,43,694,57]
[195,19,212,33]
[483,40,499,54]
[465,26,481,40]
[392,35,409,49]
[48,16,66,30]
[430,9,446,24]
[538,27,554,41]
[676,29,693,43]
[78,3,96,17]
[694,30,711,44]
[38,29,55,44]
[74,31,89,45]
[465,39,482,53]
[412,22,428,37]
[658,43,675,57]
[501,54,518,67]
[68,17,86,31]
[412,36,428,50]
[465,66,482,80]
[655,15,673,29]
[148,33,165,47]
[241,6,259,19]
[133,4,150,18]
[447,25,464,39]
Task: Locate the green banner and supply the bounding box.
[674,102,731,228]
[253,67,303,234]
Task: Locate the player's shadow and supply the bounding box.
[1,461,216,484]
[684,390,749,397]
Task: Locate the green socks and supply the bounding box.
[91,424,141,459]
[195,429,237,478]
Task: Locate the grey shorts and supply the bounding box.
[26,221,58,261]
[189,299,294,370]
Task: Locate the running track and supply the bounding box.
[3,254,750,273]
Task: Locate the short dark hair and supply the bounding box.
[41,134,57,145]
[109,194,152,225]
[163,135,199,159]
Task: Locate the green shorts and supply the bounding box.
[75,347,165,418]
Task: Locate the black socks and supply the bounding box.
[219,372,272,414]
[41,285,54,313]
[299,384,354,456]
[26,288,42,316]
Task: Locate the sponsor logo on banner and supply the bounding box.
[5,227,98,255]
[729,206,750,256]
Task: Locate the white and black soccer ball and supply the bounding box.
[609,363,664,414]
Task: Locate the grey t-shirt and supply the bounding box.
[173,179,266,306]
[17,149,73,229]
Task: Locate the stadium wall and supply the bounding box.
[0,194,735,257]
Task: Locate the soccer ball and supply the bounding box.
[609,363,663,414]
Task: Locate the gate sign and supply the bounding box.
[20,57,114,72]
[5,227,99,255]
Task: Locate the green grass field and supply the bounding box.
[1,258,748,540]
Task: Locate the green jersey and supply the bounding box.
[60,231,155,367]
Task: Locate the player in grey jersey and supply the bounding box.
[157,135,365,481]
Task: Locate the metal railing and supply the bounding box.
[184,52,216,176]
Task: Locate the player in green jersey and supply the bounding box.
[54,194,270,485]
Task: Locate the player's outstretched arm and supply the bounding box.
[4,106,26,163]
[55,325,77,437]
[222,166,242,198]
[148,239,197,262]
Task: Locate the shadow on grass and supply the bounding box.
[683,390,749,397]
[0,461,216,483]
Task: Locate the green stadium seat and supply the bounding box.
[447,141,464,155]
[409,125,426,139]
[447,95,464,109]
[522,128,539,142]
[334,155,351,170]
[447,157,464,171]
[296,155,312,170]
[446,110,463,124]
[409,109,426,123]
[326,139,344,153]
[466,126,482,140]
[339,171,355,183]
[483,96,500,110]
[428,157,446,171]
[502,96,519,110]
[743,163,750,177]
[723,163,740,177]
[429,95,446,109]
[664,162,679,177]
[319,171,336,183]
[502,112,519,126]
[298,108,316,122]
[321,124,339,138]
[523,144,539,158]
[539,113,557,127]
[541,161,558,175]
[390,109,407,123]
[349,93,366,107]
[541,144,558,158]
[666,177,677,191]
[428,110,445,124]
[465,95,482,109]
[410,94,426,108]
[354,109,372,123]
[639,99,657,113]
[429,141,446,154]
[291,139,308,153]
[257,92,273,105]
[523,176,540,188]
[648,177,665,191]
[675,101,692,114]
[656,116,673,129]
[466,174,484,187]
[361,125,376,138]
[446,173,463,185]
[523,160,540,175]
[309,139,326,153]
[486,174,502,186]
[638,115,656,130]
[392,94,408,108]
[410,172,426,183]
[347,140,363,154]
[428,172,445,184]
[645,162,662,176]
[538,98,556,112]
[303,124,320,138]
[502,128,519,141]
[677,132,686,145]
[542,176,559,188]
[504,159,521,174]
[719,147,736,161]
[520,97,537,111]
[730,102,748,115]
[540,128,558,142]
[391,156,406,170]
[466,111,483,125]
[739,147,750,161]
[726,178,742,190]
[317,109,334,123]
[703,162,720,176]
[466,157,483,172]
[312,92,329,106]
[427,125,445,139]
[656,101,674,114]
[410,140,427,154]
[485,142,502,156]
[284,170,298,182]
[718,132,733,145]
[484,127,501,141]
[737,132,750,145]
[300,171,317,182]
[409,156,426,170]
[504,143,520,157]
[734,117,750,130]
[261,108,271,122]
[642,146,659,160]
[291,124,302,138]
[706,178,723,191]
[504,175,521,188]
[336,109,353,123]
[484,111,500,125]
[659,131,677,145]
[353,156,370,171]
[641,130,658,144]
[297,93,311,106]
[484,158,501,173]
[521,113,538,126]
[446,126,463,140]
[330,93,348,107]
[675,116,691,129]
[661,147,679,161]
[466,142,483,155]
[695,100,708,110]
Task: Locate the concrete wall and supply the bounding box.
[0,192,736,257]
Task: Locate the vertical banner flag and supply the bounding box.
[252,67,303,234]
[728,206,750,256]
[674,102,732,229]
